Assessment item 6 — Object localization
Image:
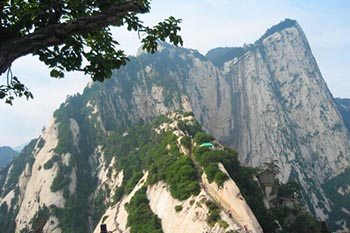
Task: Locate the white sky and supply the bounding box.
[1,0,349,147]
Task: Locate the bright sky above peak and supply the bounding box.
[0,0,349,147]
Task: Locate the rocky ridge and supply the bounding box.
[0,112,265,233]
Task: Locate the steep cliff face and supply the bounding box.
[90,44,229,136]
[335,98,350,132]
[218,20,350,180]
[205,20,350,227]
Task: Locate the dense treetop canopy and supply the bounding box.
[0,0,183,104]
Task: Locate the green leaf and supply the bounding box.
[50,69,64,78]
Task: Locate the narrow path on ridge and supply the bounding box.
[188,143,245,232]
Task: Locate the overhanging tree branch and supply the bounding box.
[0,1,146,74]
[0,0,182,104]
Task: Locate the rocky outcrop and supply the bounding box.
[0,118,64,233]
[219,20,350,181]
[92,113,262,233]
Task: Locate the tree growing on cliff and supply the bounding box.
[0,0,183,104]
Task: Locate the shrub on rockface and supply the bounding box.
[127,187,163,233]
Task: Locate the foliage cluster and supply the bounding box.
[0,0,183,104]
[206,47,246,68]
[174,205,182,212]
[335,98,350,131]
[271,206,321,233]
[43,154,60,170]
[0,202,17,233]
[127,187,163,233]
[193,132,215,144]
[193,144,237,187]
[92,186,111,227]
[180,136,191,150]
[50,93,102,232]
[256,19,297,43]
[205,200,221,226]
[277,181,301,199]
[29,205,50,231]
[50,162,72,193]
[103,117,200,201]
[323,168,350,230]
[177,120,202,138]
[37,137,46,150]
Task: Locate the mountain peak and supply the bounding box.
[206,19,301,67]
[0,146,18,168]
[256,18,299,43]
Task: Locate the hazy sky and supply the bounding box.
[1,0,349,147]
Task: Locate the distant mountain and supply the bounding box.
[0,146,18,168]
[13,142,29,153]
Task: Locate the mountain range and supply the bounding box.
[0,19,349,232]
[0,146,18,169]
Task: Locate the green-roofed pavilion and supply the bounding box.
[200,142,214,148]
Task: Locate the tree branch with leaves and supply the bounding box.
[0,0,183,104]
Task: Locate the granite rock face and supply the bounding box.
[206,21,350,226]
[335,98,350,132]
[82,20,350,227]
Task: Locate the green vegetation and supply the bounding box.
[218,220,229,229]
[37,137,46,149]
[335,98,350,132]
[194,132,215,144]
[43,154,60,170]
[257,19,297,43]
[206,47,246,68]
[177,119,203,137]
[127,187,163,233]
[0,0,183,104]
[193,144,233,187]
[271,206,321,233]
[180,136,191,150]
[50,162,72,192]
[165,156,200,200]
[105,118,321,233]
[205,200,221,226]
[0,202,17,233]
[277,181,301,199]
[0,107,323,233]
[29,205,50,231]
[93,187,111,227]
[50,94,102,233]
[104,118,200,201]
[205,20,298,68]
[323,168,350,230]
[51,200,83,233]
[175,205,183,212]
[112,186,125,204]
